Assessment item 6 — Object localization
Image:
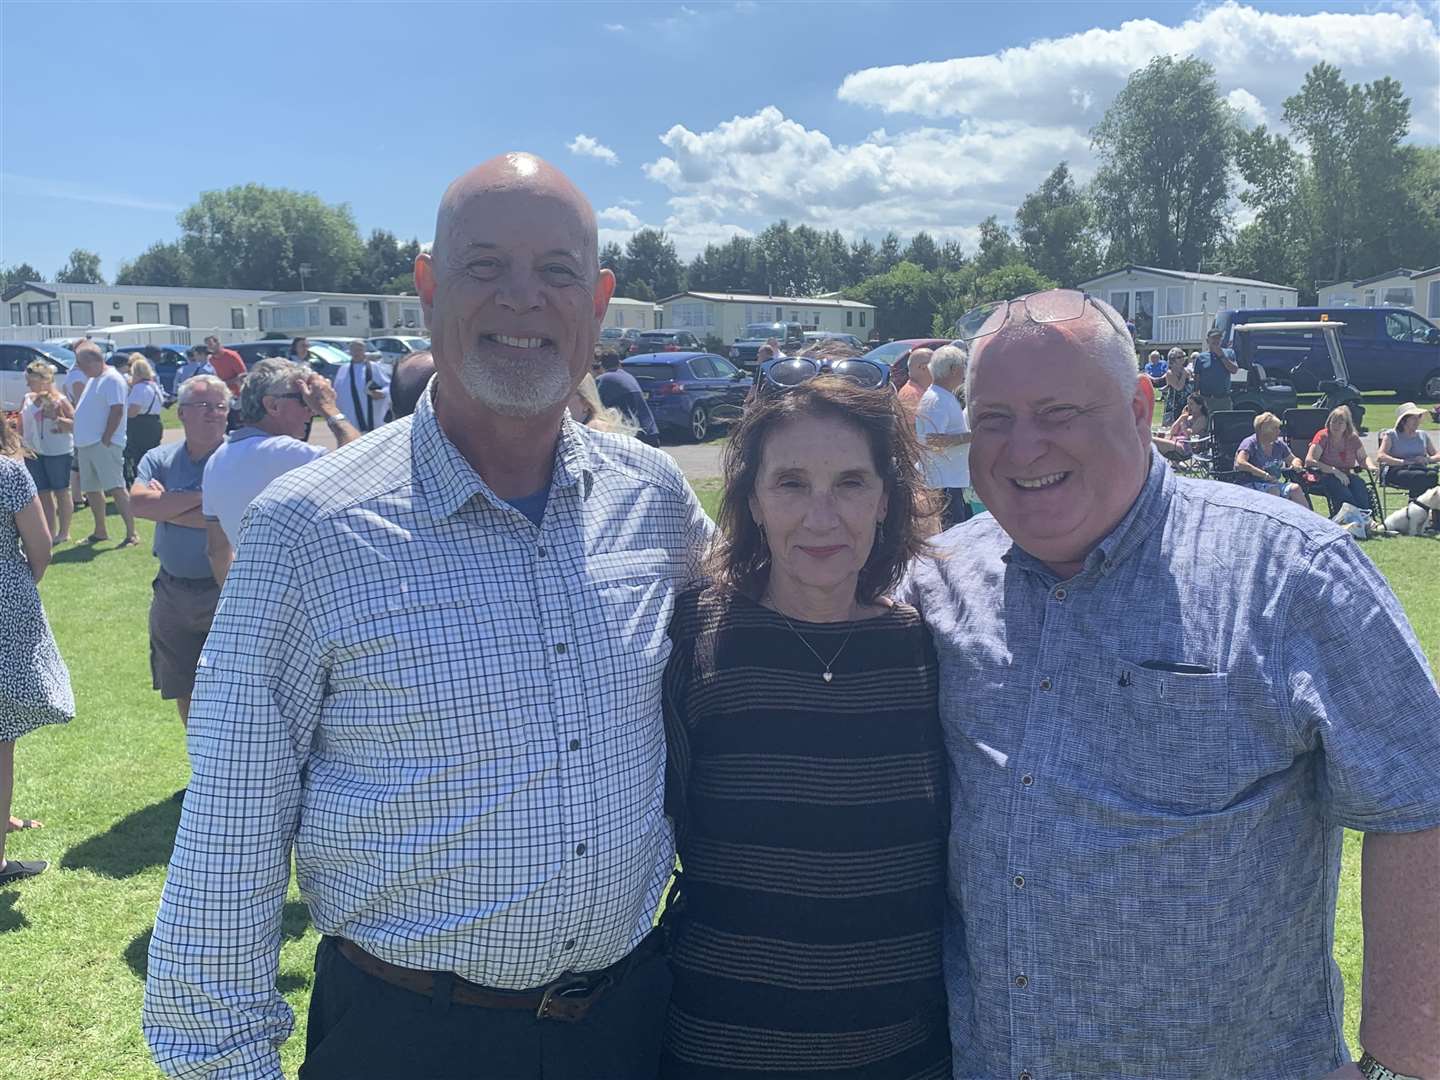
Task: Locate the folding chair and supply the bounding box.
[1206,411,1256,486]
[1283,408,1380,517]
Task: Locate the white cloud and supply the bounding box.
[2,172,182,213]
[641,105,1086,250]
[567,134,619,166]
[1226,88,1268,129]
[680,5,699,15]
[603,22,626,32]
[837,2,1439,141]
[598,206,643,229]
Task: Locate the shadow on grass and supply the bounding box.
[0,892,30,933]
[124,900,313,982]
[50,542,104,565]
[61,795,182,879]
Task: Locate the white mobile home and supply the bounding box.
[257,292,425,336]
[1,281,272,339]
[1317,268,1429,312]
[602,297,660,331]
[657,291,877,345]
[1076,266,1298,344]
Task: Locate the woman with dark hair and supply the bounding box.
[661,377,951,1079]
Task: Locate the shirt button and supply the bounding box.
[1014,974,1028,988]
[563,939,575,951]
[568,738,581,751]
[1039,677,1052,691]
[1021,774,1034,786]
[575,842,587,856]
[1019,1072,1033,1080]
[1052,587,1067,600]
[537,546,548,558]
[554,643,568,655]
[1013,875,1025,889]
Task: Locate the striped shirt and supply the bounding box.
[142,387,712,1079]
[661,588,951,1079]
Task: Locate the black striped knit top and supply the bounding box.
[661,586,951,1080]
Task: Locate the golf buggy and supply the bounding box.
[1230,318,1363,430]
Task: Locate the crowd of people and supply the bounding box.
[0,152,1437,1080]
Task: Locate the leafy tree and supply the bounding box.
[1015,163,1101,286]
[1090,56,1237,270]
[877,233,902,274]
[623,229,684,299]
[600,242,625,273]
[178,184,363,291]
[56,248,104,284]
[0,262,42,289]
[973,217,1021,275]
[686,235,760,294]
[626,279,656,302]
[848,238,879,283]
[847,261,948,339]
[902,231,941,272]
[115,242,192,287]
[350,230,422,294]
[938,240,967,273]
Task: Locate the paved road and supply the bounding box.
[163,423,730,482]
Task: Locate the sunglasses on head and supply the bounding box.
[760,356,890,395]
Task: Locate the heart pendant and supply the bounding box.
[823,671,833,683]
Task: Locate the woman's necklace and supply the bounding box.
[771,604,858,683]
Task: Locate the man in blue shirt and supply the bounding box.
[129,374,230,731]
[595,353,660,445]
[1193,326,1239,415]
[905,289,1440,1080]
[175,346,214,388]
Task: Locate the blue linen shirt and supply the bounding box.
[142,387,713,1079]
[905,450,1440,1080]
[1193,346,1235,396]
[136,439,216,581]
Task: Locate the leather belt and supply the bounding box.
[333,931,665,1023]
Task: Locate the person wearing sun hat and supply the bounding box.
[1376,401,1440,520]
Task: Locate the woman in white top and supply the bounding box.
[20,361,76,545]
[124,355,167,485]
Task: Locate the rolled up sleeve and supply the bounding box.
[1283,537,1440,833]
[142,499,326,1078]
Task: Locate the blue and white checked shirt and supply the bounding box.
[143,388,712,1079]
[905,450,1440,1080]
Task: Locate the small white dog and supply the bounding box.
[1383,485,1440,536]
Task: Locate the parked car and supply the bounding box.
[802,331,866,351]
[729,321,805,368]
[230,339,351,381]
[1215,306,1440,400]
[621,352,751,441]
[635,329,704,355]
[368,335,430,366]
[0,341,73,411]
[595,327,644,360]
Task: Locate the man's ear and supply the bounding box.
[594,267,616,322]
[415,253,435,324]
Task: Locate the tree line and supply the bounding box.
[5,60,1435,340]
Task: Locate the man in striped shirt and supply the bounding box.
[143,153,711,1080]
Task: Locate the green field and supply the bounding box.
[2,496,1435,1078]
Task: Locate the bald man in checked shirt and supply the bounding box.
[143,154,712,1080]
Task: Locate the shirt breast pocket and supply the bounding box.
[583,549,674,715]
[1098,661,1235,813]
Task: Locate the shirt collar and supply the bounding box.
[1004,447,1173,583]
[410,383,594,523]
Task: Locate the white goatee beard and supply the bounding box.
[456,348,573,417]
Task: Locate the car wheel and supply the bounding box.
[689,405,710,442]
[1420,369,1440,403]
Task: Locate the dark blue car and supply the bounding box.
[108,344,191,395]
[621,352,751,441]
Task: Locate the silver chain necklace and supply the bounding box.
[772,608,857,683]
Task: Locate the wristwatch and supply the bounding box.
[323,413,345,428]
[1358,1052,1421,1080]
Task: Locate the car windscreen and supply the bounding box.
[625,363,676,383]
[743,324,780,338]
[37,344,77,367]
[600,328,624,338]
[861,341,912,365]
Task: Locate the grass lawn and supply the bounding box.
[2,496,1435,1078]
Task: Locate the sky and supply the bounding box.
[2,1,1438,281]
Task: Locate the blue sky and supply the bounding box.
[3,1,1437,280]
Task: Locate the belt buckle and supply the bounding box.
[535,973,603,1023]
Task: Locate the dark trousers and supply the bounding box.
[1319,471,1372,512]
[1383,464,1438,501]
[939,487,973,529]
[300,936,672,1080]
